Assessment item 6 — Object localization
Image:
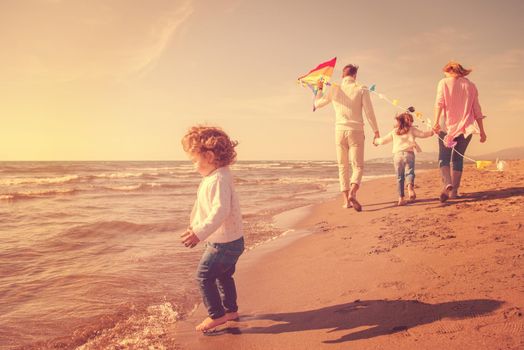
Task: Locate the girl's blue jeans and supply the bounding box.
[393,151,415,198]
[196,237,244,319]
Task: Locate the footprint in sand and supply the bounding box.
[476,320,524,336]
[378,281,406,290]
[390,256,402,263]
[503,307,523,319]
[435,322,465,334]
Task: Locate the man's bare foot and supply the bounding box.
[342,202,353,209]
[226,312,240,321]
[348,197,362,212]
[397,198,407,206]
[195,315,228,332]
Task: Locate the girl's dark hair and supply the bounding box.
[395,113,414,135]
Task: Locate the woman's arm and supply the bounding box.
[433,80,445,133]
[473,85,487,143]
[433,106,443,133]
[476,117,487,143]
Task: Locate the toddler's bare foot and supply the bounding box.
[195,315,228,332]
[226,311,239,321]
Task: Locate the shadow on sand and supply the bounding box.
[365,186,524,211]
[236,298,503,344]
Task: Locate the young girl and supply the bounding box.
[373,113,434,206]
[180,126,244,332]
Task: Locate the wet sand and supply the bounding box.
[174,161,524,350]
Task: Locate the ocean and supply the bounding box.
[0,160,434,349]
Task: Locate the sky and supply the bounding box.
[1,0,523,161]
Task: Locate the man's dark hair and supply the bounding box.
[344,64,359,77]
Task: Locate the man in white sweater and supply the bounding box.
[315,64,380,211]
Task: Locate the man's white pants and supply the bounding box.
[335,130,365,192]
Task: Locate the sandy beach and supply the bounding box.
[175,160,524,350]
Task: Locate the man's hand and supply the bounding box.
[432,123,441,134]
[181,229,200,248]
[373,131,380,146]
[480,131,487,143]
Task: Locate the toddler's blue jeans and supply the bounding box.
[196,237,244,319]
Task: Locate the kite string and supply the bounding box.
[365,88,478,164]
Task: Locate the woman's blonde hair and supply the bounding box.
[443,61,472,77]
[395,112,414,136]
[181,126,238,167]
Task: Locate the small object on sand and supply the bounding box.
[496,160,507,172]
[476,160,493,170]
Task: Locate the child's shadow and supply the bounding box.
[243,298,502,344]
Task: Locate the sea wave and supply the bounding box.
[231,162,284,170]
[91,172,149,179]
[73,302,181,350]
[0,175,80,186]
[0,182,187,201]
[101,182,184,192]
[61,220,183,239]
[19,301,183,350]
[0,188,79,201]
[253,176,339,185]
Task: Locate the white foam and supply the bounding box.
[0,174,79,186]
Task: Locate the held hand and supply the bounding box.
[317,80,324,91]
[373,131,380,146]
[181,229,200,248]
[432,123,441,134]
[480,131,487,143]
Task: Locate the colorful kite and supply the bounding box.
[298,57,337,111]
[298,57,337,95]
